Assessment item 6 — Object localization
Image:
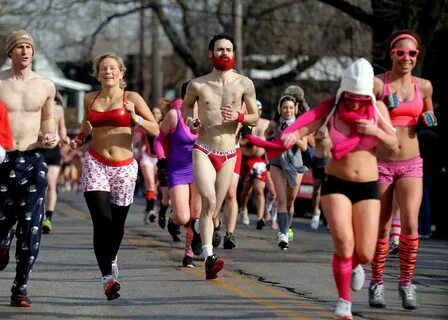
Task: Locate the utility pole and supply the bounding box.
[151,13,163,107]
[233,0,243,72]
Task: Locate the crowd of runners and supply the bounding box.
[0,29,437,320]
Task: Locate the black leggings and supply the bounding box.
[84,191,130,276]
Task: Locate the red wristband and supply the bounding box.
[237,112,245,123]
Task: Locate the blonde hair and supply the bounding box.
[92,52,127,89]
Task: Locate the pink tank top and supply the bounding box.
[381,72,423,126]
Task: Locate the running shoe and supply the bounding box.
[143,210,150,224]
[223,232,236,249]
[102,275,121,301]
[111,257,119,279]
[10,292,31,307]
[182,255,196,268]
[167,218,181,242]
[191,219,202,256]
[205,254,224,280]
[0,249,10,271]
[399,283,418,310]
[351,265,365,291]
[42,217,52,234]
[310,210,321,230]
[158,208,167,229]
[149,210,156,223]
[287,228,294,241]
[256,218,265,230]
[389,238,399,255]
[334,298,352,320]
[368,283,386,308]
[241,212,250,225]
[277,232,289,251]
[212,224,222,248]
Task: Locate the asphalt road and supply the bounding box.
[0,191,447,319]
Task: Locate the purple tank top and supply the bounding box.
[166,109,197,188]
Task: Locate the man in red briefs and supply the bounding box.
[182,34,259,279]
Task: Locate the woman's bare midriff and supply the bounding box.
[90,126,133,161]
[376,126,419,161]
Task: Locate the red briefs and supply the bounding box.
[193,141,237,172]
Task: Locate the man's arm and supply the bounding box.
[241,78,259,126]
[40,80,58,148]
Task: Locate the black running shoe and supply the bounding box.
[182,255,196,268]
[256,218,266,230]
[158,210,166,229]
[205,254,224,280]
[167,218,181,242]
[191,219,202,256]
[0,249,10,271]
[212,229,222,248]
[223,232,236,249]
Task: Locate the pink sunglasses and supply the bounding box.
[391,48,419,58]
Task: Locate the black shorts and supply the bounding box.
[321,174,379,204]
[311,156,329,180]
[39,146,61,166]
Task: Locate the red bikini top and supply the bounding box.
[87,91,133,128]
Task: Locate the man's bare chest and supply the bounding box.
[0,80,47,113]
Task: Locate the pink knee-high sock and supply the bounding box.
[332,254,352,301]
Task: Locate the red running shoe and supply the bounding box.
[10,293,31,307]
[103,276,121,301]
[205,254,224,280]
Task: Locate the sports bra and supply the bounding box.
[328,114,377,151]
[381,72,423,126]
[87,91,133,128]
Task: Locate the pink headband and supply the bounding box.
[170,98,183,109]
[390,34,419,49]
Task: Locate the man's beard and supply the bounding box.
[211,55,235,71]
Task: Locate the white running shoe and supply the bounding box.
[334,298,352,319]
[310,210,321,230]
[241,212,250,225]
[277,232,289,250]
[351,264,365,291]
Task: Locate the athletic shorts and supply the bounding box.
[378,155,423,185]
[80,150,138,206]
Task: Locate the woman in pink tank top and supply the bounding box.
[370,30,437,311]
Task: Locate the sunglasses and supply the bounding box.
[391,48,419,58]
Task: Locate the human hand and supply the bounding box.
[220,104,237,122]
[125,100,136,115]
[420,111,437,127]
[281,133,297,148]
[70,132,85,150]
[43,131,59,148]
[355,119,378,136]
[187,117,201,134]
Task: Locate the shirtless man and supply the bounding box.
[0,30,57,307]
[183,34,259,279]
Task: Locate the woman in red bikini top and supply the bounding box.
[69,52,159,301]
